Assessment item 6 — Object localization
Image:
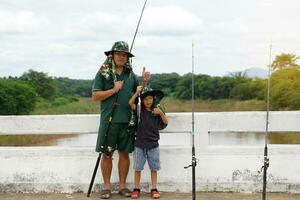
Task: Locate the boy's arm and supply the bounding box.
[153,107,168,125]
[129,86,143,110]
[159,112,168,125]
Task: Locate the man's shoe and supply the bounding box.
[119,188,132,197]
[100,190,111,199]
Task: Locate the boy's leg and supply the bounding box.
[133,147,146,188]
[132,171,142,199]
[134,171,141,188]
[151,171,158,189]
[150,172,160,199]
[147,147,160,197]
[132,147,145,199]
[147,147,160,173]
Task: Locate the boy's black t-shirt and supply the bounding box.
[135,108,162,149]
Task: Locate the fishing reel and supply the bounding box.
[127,110,137,136]
[184,156,198,169]
[101,145,114,156]
[258,157,270,173]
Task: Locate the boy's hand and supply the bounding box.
[153,107,163,115]
[136,85,143,95]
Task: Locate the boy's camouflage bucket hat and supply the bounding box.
[104,41,134,57]
[140,87,164,102]
[133,87,164,107]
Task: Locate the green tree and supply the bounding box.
[173,73,193,99]
[148,73,180,96]
[230,79,266,100]
[20,69,57,99]
[197,76,235,99]
[173,73,251,100]
[271,53,300,70]
[194,74,211,99]
[0,79,37,115]
[270,67,300,110]
[54,77,92,97]
[228,72,256,100]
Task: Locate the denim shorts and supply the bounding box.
[133,146,160,171]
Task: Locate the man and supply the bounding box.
[92,41,150,199]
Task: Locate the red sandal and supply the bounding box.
[151,189,160,199]
[131,188,141,199]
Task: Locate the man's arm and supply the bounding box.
[92,81,123,101]
[141,66,150,87]
[92,88,116,101]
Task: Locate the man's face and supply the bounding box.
[113,51,128,67]
[143,95,154,109]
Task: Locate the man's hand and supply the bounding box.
[113,81,123,93]
[142,67,150,85]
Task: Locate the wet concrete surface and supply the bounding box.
[1,192,300,200]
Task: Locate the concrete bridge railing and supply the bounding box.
[0,111,300,193]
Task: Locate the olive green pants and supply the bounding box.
[95,122,134,153]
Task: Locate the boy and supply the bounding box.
[128,86,168,199]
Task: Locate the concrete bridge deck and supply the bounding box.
[1,112,300,194]
[2,192,300,200]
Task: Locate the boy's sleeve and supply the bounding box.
[159,118,168,130]
[158,105,168,130]
[92,71,104,92]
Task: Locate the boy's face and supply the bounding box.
[142,95,154,109]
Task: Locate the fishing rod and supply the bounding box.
[184,41,197,200]
[132,0,148,125]
[87,0,148,197]
[130,0,148,53]
[259,43,272,200]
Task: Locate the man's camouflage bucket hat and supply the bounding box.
[104,41,134,57]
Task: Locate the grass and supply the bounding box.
[32,97,266,114]
[32,97,100,115]
[0,134,75,146]
[161,98,265,112]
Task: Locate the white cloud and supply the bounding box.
[0,0,300,79]
[75,12,121,33]
[212,19,249,35]
[131,6,202,36]
[0,10,47,34]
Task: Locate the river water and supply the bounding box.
[53,131,300,147]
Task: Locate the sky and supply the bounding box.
[0,0,300,79]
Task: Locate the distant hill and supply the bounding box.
[243,67,268,79]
